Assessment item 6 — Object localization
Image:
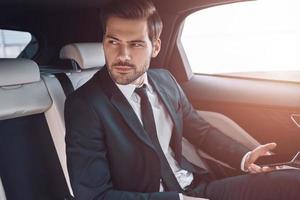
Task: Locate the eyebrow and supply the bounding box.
[106,35,120,41]
[106,35,146,44]
[130,40,146,44]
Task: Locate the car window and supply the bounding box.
[181,0,300,82]
[0,29,35,58]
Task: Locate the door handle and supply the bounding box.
[291,114,300,128]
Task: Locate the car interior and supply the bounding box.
[1,0,300,199]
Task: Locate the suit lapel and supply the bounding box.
[148,73,181,136]
[99,67,155,150]
[148,71,183,161]
[110,93,156,150]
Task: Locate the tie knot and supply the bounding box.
[135,84,147,98]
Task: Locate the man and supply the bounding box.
[64,0,300,199]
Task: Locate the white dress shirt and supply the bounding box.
[116,72,249,200]
[116,73,193,198]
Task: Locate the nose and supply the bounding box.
[118,45,131,62]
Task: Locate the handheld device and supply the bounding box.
[255,152,300,167]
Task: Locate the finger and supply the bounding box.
[263,143,277,154]
[265,151,272,156]
[248,164,263,174]
[257,143,277,156]
[252,164,263,173]
[249,143,277,163]
[248,166,256,174]
[248,166,258,174]
[261,166,276,172]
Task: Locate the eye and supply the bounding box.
[131,42,144,48]
[108,40,118,45]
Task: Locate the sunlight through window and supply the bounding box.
[181,0,300,77]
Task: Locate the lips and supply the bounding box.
[114,66,133,73]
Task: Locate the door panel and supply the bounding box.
[181,74,300,157]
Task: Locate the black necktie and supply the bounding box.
[135,85,182,192]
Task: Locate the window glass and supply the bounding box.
[0,29,32,58]
[181,0,300,81]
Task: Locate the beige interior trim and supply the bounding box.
[0,81,52,120]
[182,138,210,170]
[60,43,105,69]
[42,71,99,196]
[68,69,99,90]
[0,59,40,86]
[42,75,74,196]
[0,177,7,200]
[183,111,260,170]
[198,111,260,149]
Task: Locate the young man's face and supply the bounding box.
[103,16,161,85]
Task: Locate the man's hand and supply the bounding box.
[244,142,277,174]
[182,195,209,200]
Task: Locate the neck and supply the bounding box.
[131,73,146,86]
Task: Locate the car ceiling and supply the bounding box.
[0,0,249,67]
[0,0,249,12]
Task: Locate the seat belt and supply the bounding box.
[54,73,74,96]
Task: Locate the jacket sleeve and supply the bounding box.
[64,95,179,200]
[168,72,250,169]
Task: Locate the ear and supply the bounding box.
[151,38,161,58]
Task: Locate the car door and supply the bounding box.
[159,0,300,159]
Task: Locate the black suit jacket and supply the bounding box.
[65,67,249,200]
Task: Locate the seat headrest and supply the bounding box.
[0,59,52,120]
[59,43,105,70]
[0,59,40,86]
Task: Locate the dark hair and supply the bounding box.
[101,0,163,42]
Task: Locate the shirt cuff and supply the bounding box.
[241,151,252,172]
[179,193,183,200]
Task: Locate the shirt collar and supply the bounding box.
[116,72,153,100]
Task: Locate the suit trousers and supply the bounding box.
[185,169,300,200]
